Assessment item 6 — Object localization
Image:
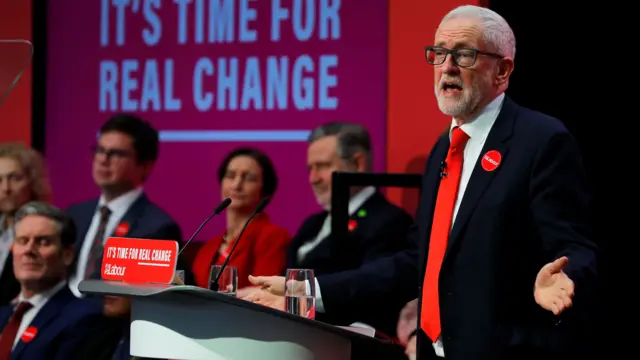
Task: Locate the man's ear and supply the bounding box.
[62,245,75,267]
[495,57,515,87]
[350,152,367,172]
[140,161,156,182]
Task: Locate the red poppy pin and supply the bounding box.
[114,222,130,237]
[348,219,358,232]
[21,326,37,342]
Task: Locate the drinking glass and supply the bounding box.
[284,269,315,319]
[209,265,238,296]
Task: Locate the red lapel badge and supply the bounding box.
[21,326,37,342]
[481,150,502,172]
[114,222,130,237]
[348,219,358,232]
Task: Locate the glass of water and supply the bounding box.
[284,269,315,319]
[209,265,238,296]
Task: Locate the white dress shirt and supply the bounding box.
[69,188,143,297]
[13,280,67,348]
[314,93,505,357]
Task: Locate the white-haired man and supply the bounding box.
[247,5,597,360]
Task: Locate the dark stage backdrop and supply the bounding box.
[488,1,614,357]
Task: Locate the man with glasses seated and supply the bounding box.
[67,114,193,297]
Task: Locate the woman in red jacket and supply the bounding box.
[192,147,291,290]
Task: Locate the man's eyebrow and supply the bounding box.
[452,42,474,49]
[433,40,474,48]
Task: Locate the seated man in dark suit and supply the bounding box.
[261,122,414,336]
[0,202,101,360]
[0,143,53,305]
[67,114,193,297]
[288,122,413,275]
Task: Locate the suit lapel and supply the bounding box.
[0,306,11,328]
[287,212,326,266]
[11,287,74,359]
[292,213,327,250]
[444,98,517,260]
[77,200,98,245]
[344,190,386,238]
[111,194,148,238]
[352,191,382,219]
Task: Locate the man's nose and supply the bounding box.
[440,54,460,74]
[94,151,110,164]
[309,169,320,184]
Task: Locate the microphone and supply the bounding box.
[440,160,448,178]
[212,197,271,289]
[177,198,232,256]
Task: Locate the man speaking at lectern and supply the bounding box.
[247,5,597,360]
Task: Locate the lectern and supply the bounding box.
[79,280,405,360]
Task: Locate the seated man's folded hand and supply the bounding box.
[396,298,419,345]
[405,335,417,360]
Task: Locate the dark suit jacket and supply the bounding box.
[317,97,598,360]
[287,190,413,276]
[0,255,19,306]
[288,190,413,335]
[66,192,195,285]
[68,316,128,360]
[0,286,102,360]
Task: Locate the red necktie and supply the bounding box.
[0,301,33,360]
[85,205,112,279]
[420,127,470,342]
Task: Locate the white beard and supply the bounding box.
[434,78,483,118]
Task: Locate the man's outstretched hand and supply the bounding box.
[534,256,575,315]
[248,275,286,296]
[248,275,307,297]
[242,289,285,311]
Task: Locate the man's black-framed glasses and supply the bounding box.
[90,145,133,160]
[425,46,503,68]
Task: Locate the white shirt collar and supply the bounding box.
[98,187,144,213]
[17,280,67,307]
[450,93,505,141]
[348,186,376,215]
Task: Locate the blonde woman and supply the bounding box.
[0,142,52,304]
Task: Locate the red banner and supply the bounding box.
[101,237,178,284]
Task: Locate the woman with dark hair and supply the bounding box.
[191,148,291,290]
